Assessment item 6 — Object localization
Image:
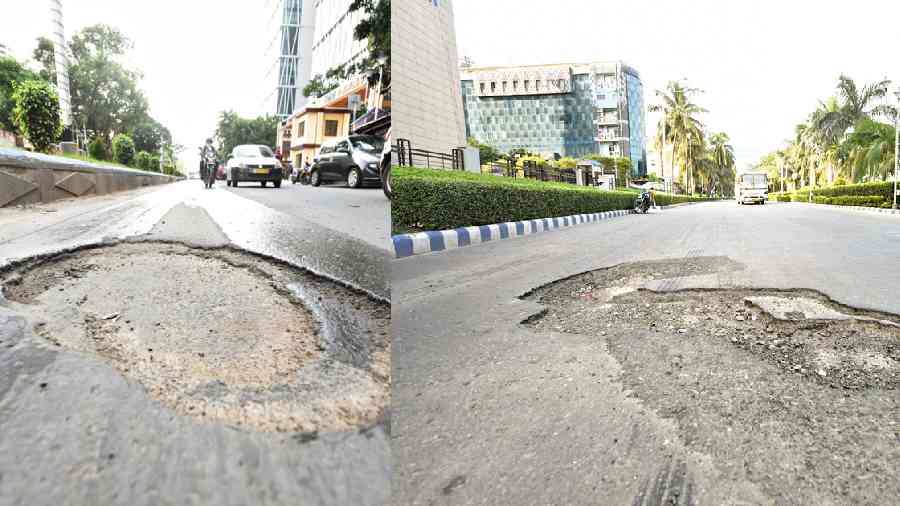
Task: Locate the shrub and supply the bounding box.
[392,167,707,233]
[827,195,885,207]
[135,150,152,170]
[148,153,161,172]
[88,137,108,160]
[833,178,848,186]
[112,133,136,166]
[10,79,62,153]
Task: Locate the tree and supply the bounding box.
[130,117,171,153]
[649,80,707,193]
[12,80,62,153]
[135,150,153,170]
[35,25,152,142]
[468,137,500,163]
[214,110,278,157]
[707,132,736,195]
[0,55,40,133]
[111,133,135,166]
[615,157,632,188]
[843,118,896,182]
[32,37,57,84]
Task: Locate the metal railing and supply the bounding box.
[394,138,464,170]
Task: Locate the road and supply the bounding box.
[0,179,390,506]
[392,201,900,505]
[223,179,390,252]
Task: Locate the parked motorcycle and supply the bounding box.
[634,190,652,213]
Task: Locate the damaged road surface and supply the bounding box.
[0,182,390,506]
[525,257,899,505]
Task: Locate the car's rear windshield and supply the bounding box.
[351,136,384,154]
[741,174,767,187]
[234,146,273,157]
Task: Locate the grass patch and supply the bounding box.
[392,167,708,234]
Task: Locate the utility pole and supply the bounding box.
[50,0,73,130]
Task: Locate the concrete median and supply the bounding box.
[0,147,178,208]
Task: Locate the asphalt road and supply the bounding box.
[220,179,390,252]
[392,201,900,505]
[0,180,390,506]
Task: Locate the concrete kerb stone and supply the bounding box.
[0,147,177,207]
[391,200,717,259]
[778,201,900,217]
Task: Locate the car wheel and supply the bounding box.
[347,167,362,188]
[311,170,321,187]
[382,166,392,199]
[262,181,267,187]
[274,179,281,188]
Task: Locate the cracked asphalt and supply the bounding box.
[392,201,900,505]
[0,180,390,506]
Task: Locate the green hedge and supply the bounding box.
[771,181,895,207]
[392,167,708,233]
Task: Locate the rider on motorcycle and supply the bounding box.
[201,138,218,188]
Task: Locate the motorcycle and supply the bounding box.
[203,151,217,189]
[292,163,312,185]
[380,128,392,199]
[634,190,652,214]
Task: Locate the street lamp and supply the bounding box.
[893,89,900,210]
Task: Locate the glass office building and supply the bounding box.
[460,62,647,175]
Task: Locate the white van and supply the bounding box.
[737,172,768,205]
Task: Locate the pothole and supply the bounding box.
[523,257,900,390]
[520,257,899,504]
[0,241,390,434]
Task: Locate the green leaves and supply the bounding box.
[11,79,62,153]
[214,111,278,157]
[111,133,135,166]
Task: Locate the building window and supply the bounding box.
[502,81,507,93]
[512,80,518,91]
[535,80,541,90]
[480,82,486,94]
[297,121,305,137]
[490,82,496,93]
[524,80,530,91]
[324,119,339,137]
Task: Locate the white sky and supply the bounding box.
[454,0,900,170]
[1,0,283,167]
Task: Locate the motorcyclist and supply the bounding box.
[200,138,217,188]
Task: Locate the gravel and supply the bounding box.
[524,257,900,505]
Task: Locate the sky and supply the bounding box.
[454,0,900,171]
[1,0,283,168]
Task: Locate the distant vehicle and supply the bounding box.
[226,145,283,188]
[309,135,384,188]
[737,172,768,205]
[216,164,226,180]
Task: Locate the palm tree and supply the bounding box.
[649,80,707,193]
[707,132,736,195]
[843,118,896,182]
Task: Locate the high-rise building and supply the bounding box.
[309,0,369,80]
[460,62,647,175]
[49,0,72,127]
[276,0,315,119]
[392,0,467,154]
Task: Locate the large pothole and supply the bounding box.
[522,257,900,504]
[0,241,390,434]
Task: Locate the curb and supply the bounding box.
[779,201,900,217]
[392,209,632,258]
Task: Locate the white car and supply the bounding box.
[226,145,283,188]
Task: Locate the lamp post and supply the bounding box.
[893,89,900,210]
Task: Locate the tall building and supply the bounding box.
[277,0,390,167]
[309,0,369,80]
[49,0,72,127]
[460,62,647,175]
[392,0,467,154]
[276,0,315,119]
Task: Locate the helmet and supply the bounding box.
[205,138,213,145]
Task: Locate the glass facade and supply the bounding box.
[462,62,646,174]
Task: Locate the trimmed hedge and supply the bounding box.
[392,167,708,233]
[771,181,895,207]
